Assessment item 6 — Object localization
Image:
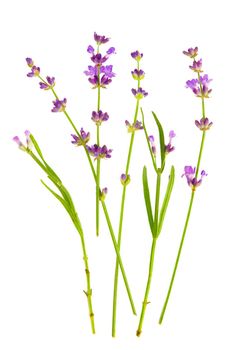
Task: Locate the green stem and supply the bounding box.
[159,191,195,324]
[112,99,139,337]
[96,63,101,236]
[159,76,207,323]
[79,228,96,334]
[101,201,137,316]
[136,173,161,336]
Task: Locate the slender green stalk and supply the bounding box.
[112,98,140,337]
[79,228,96,333]
[159,191,195,324]
[159,75,207,324]
[38,76,136,314]
[136,173,161,336]
[96,44,101,236]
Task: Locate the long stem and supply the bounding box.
[159,77,207,324]
[159,191,195,324]
[112,99,140,337]
[136,173,161,336]
[79,228,96,333]
[40,78,136,314]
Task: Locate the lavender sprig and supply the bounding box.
[13,131,96,333]
[112,50,147,337]
[159,47,213,324]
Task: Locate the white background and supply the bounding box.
[1,0,232,349]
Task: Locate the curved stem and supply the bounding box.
[136,173,161,336]
[159,191,195,324]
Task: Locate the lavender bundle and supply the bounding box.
[159,47,212,324]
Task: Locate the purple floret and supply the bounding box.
[51,98,67,112]
[182,166,207,190]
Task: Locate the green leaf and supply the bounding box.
[157,165,175,237]
[141,108,158,174]
[152,112,165,168]
[41,180,82,234]
[142,166,154,236]
[30,134,45,160]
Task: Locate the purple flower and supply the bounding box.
[132,87,148,99]
[26,57,34,67]
[120,173,131,185]
[106,47,116,55]
[186,74,212,98]
[51,98,67,112]
[86,144,112,160]
[100,75,112,87]
[91,53,108,65]
[71,128,90,146]
[131,69,145,80]
[101,65,115,78]
[125,120,143,133]
[84,65,98,76]
[94,32,110,45]
[91,110,109,125]
[131,51,143,61]
[189,59,203,72]
[27,66,40,77]
[182,166,207,190]
[165,130,176,154]
[39,76,55,90]
[183,47,198,58]
[148,135,156,156]
[87,45,94,54]
[195,117,213,131]
[13,130,31,151]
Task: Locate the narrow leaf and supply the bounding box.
[141,108,158,173]
[142,166,154,236]
[157,165,175,236]
[152,112,165,167]
[30,134,45,160]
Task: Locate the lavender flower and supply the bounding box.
[131,69,145,80]
[39,76,55,90]
[131,51,143,61]
[91,53,108,65]
[51,98,67,112]
[131,87,148,99]
[71,128,90,146]
[101,65,115,78]
[182,166,207,190]
[148,135,156,156]
[13,130,31,151]
[94,32,110,45]
[91,110,109,125]
[165,130,176,154]
[86,144,112,160]
[183,47,198,58]
[195,117,213,131]
[26,57,34,67]
[84,65,98,76]
[120,173,131,186]
[186,74,212,98]
[27,66,40,77]
[100,187,108,201]
[125,120,143,133]
[189,59,203,72]
[87,45,95,54]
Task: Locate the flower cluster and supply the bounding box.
[125,120,143,133]
[86,144,112,160]
[131,51,148,99]
[51,98,67,112]
[39,76,55,90]
[182,166,207,190]
[148,130,175,157]
[13,130,31,151]
[91,110,109,125]
[84,33,116,88]
[184,47,212,98]
[195,117,213,131]
[71,128,90,146]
